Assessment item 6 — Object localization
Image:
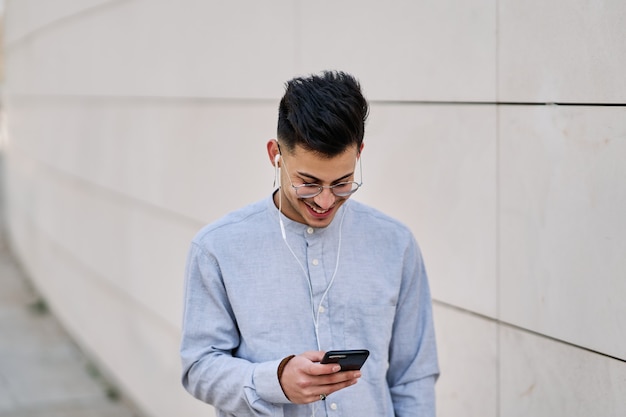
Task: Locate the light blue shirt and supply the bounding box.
[181,195,439,416]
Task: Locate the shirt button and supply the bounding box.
[318,306,325,313]
[307,227,314,234]
[312,259,319,266]
[330,403,338,410]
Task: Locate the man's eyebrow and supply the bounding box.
[296,170,353,184]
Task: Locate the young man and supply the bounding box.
[181,71,439,416]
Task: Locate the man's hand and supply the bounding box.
[279,351,362,404]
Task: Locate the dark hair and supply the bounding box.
[277,70,369,157]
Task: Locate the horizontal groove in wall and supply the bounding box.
[3,94,278,106]
[433,299,626,364]
[374,100,626,107]
[5,94,626,108]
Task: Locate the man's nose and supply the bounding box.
[313,188,336,209]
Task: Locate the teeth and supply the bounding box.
[309,204,328,214]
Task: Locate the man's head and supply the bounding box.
[267,71,369,228]
[276,70,369,157]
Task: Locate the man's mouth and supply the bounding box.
[309,205,329,214]
[305,202,333,217]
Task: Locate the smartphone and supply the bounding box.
[320,349,369,371]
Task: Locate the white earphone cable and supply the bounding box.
[275,155,345,416]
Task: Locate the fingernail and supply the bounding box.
[333,365,341,372]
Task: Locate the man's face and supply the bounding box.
[276,144,361,228]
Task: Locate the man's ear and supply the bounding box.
[266,139,281,167]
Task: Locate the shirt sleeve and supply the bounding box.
[387,236,440,417]
[180,242,291,415]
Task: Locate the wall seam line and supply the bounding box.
[432,299,626,364]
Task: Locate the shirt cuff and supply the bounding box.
[253,359,291,404]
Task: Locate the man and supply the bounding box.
[181,70,439,416]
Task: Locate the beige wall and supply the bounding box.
[2,1,625,416]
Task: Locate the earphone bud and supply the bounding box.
[274,153,281,189]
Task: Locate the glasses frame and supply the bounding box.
[279,153,363,199]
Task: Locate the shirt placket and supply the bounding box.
[304,226,333,350]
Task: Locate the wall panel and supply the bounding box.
[4,0,295,99]
[500,326,626,417]
[499,105,626,359]
[299,0,497,102]
[498,0,626,103]
[433,304,497,417]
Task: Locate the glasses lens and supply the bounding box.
[332,182,360,197]
[295,185,322,198]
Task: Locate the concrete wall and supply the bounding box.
[2,1,625,416]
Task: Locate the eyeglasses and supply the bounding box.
[280,155,363,199]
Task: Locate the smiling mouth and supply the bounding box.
[305,202,332,215]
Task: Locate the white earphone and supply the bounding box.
[274,153,282,189]
[274,152,286,239]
